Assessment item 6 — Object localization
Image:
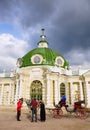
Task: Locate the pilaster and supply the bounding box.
[79,81,84,100]
[85,81,90,107]
[54,80,59,105]
[46,76,51,107]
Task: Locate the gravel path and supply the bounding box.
[0,109,90,130]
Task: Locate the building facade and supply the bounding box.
[0,29,90,108]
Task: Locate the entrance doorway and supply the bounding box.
[30,80,42,100]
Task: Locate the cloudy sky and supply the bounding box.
[0,0,90,72]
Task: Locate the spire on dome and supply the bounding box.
[40,28,46,41]
[38,28,48,48]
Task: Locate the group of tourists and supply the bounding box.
[16,98,46,122]
[16,94,66,122]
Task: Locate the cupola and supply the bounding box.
[38,28,48,48]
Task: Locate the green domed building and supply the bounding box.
[16,29,70,107]
[0,29,90,109]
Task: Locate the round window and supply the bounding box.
[57,58,62,65]
[55,56,64,66]
[34,56,41,64]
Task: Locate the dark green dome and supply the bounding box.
[17,29,69,69]
[20,47,69,68]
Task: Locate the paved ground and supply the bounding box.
[0,108,90,130]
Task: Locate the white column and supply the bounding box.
[42,81,46,103]
[70,82,74,104]
[12,83,15,104]
[85,81,90,107]
[0,87,1,105]
[46,77,51,107]
[15,79,19,104]
[79,81,84,100]
[19,79,23,98]
[0,83,4,104]
[8,83,12,104]
[55,80,59,105]
[65,82,68,103]
[58,84,60,100]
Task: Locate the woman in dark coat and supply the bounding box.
[39,101,46,122]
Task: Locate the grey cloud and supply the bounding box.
[46,0,90,56]
[0,0,14,22]
[9,0,56,29]
[66,49,90,67]
[0,0,90,69]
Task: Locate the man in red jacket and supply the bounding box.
[31,98,38,122]
[17,98,23,121]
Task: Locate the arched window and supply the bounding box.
[60,83,65,98]
[30,80,42,101]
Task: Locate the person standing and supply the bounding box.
[31,98,38,122]
[17,98,23,121]
[39,101,46,122]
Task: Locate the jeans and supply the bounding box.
[31,108,37,122]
